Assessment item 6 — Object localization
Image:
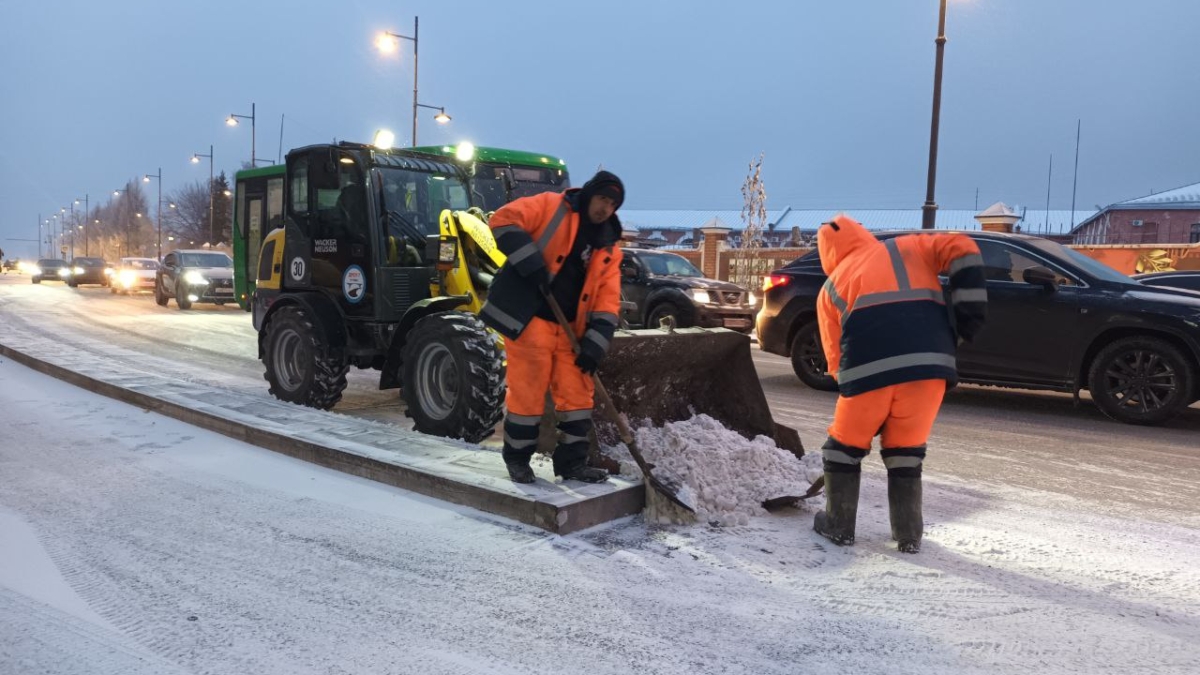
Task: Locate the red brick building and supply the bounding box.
[1071,181,1200,245]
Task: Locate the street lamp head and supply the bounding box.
[143,175,151,183]
[136,213,142,218]
[223,190,232,197]
[191,155,201,164]
[226,116,239,126]
[376,32,399,53]
[168,202,177,209]
[434,109,451,124]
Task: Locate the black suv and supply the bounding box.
[756,230,1200,425]
[155,249,236,309]
[619,248,758,333]
[68,257,111,287]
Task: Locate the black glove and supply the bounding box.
[575,341,604,375]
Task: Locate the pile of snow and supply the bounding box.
[604,414,823,526]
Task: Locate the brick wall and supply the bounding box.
[1073,209,1200,245]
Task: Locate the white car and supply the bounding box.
[111,257,160,294]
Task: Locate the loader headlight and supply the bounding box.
[690,289,712,305]
[426,234,459,272]
[184,270,208,285]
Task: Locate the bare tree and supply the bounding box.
[165,180,214,245]
[730,153,772,288]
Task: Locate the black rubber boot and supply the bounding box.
[505,461,535,484]
[556,463,609,483]
[813,469,861,546]
[888,472,923,553]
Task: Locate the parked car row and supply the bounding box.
[26,249,235,310]
[755,230,1200,426]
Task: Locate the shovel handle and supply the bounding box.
[538,287,653,474]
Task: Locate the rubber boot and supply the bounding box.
[556,462,609,484]
[813,469,861,546]
[505,461,535,484]
[888,472,923,553]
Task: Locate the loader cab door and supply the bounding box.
[286,148,375,318]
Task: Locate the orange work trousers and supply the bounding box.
[828,379,947,450]
[505,317,594,417]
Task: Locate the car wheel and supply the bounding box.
[68,280,77,288]
[262,305,349,409]
[791,319,838,391]
[32,276,40,284]
[175,281,192,310]
[647,302,692,329]
[1088,336,1194,426]
[154,277,168,306]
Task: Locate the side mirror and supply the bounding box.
[1023,266,1058,291]
[620,265,638,279]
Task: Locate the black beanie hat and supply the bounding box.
[581,170,625,211]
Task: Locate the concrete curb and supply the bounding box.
[0,341,644,534]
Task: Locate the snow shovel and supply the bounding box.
[539,288,697,514]
[761,475,825,511]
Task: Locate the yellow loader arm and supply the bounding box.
[434,208,506,314]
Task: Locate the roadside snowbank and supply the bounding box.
[604,414,822,525]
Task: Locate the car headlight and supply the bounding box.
[104,268,115,276]
[119,270,137,286]
[59,268,72,277]
[691,289,712,304]
[184,270,208,285]
[28,265,41,276]
[748,292,757,305]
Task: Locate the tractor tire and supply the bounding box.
[262,305,349,410]
[791,319,838,391]
[175,281,192,310]
[400,311,506,443]
[154,277,168,306]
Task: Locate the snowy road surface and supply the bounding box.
[2,275,1200,673]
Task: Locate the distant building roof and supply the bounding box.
[619,208,1095,237]
[1070,180,1200,234]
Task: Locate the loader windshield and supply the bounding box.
[378,167,470,240]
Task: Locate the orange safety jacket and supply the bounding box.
[816,214,987,397]
[480,190,623,356]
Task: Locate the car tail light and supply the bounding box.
[762,274,791,292]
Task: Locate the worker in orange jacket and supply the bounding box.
[480,171,625,484]
[814,214,987,552]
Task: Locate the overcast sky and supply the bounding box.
[2,0,1197,259]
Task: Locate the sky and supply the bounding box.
[2,328,1199,673]
[2,0,1198,259]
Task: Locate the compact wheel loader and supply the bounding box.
[252,141,803,463]
[252,142,507,443]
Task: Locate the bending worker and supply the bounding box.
[813,214,987,553]
[480,171,626,484]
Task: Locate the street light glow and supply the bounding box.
[376,33,399,53]
[434,109,451,124]
[226,116,239,126]
[143,175,151,183]
[191,155,200,164]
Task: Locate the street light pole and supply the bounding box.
[921,0,949,230]
[380,17,420,146]
[74,194,89,255]
[192,144,215,243]
[228,105,256,166]
[144,169,163,259]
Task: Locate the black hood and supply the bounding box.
[564,189,622,248]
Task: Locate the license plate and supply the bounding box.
[723,318,750,328]
[214,287,234,294]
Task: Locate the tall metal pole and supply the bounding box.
[1044,154,1053,232]
[157,168,163,259]
[251,103,257,168]
[69,202,76,259]
[921,0,949,230]
[37,213,42,258]
[1070,119,1081,231]
[208,145,215,242]
[81,194,89,255]
[411,16,420,146]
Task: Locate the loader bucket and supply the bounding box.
[591,327,804,458]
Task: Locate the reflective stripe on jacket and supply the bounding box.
[480,190,623,352]
[816,214,986,397]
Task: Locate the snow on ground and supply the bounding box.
[605,414,823,525]
[2,355,1200,674]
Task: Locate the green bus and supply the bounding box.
[411,143,570,212]
[232,144,569,310]
[231,163,287,309]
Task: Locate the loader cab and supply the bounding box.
[411,144,569,212]
[281,144,471,322]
